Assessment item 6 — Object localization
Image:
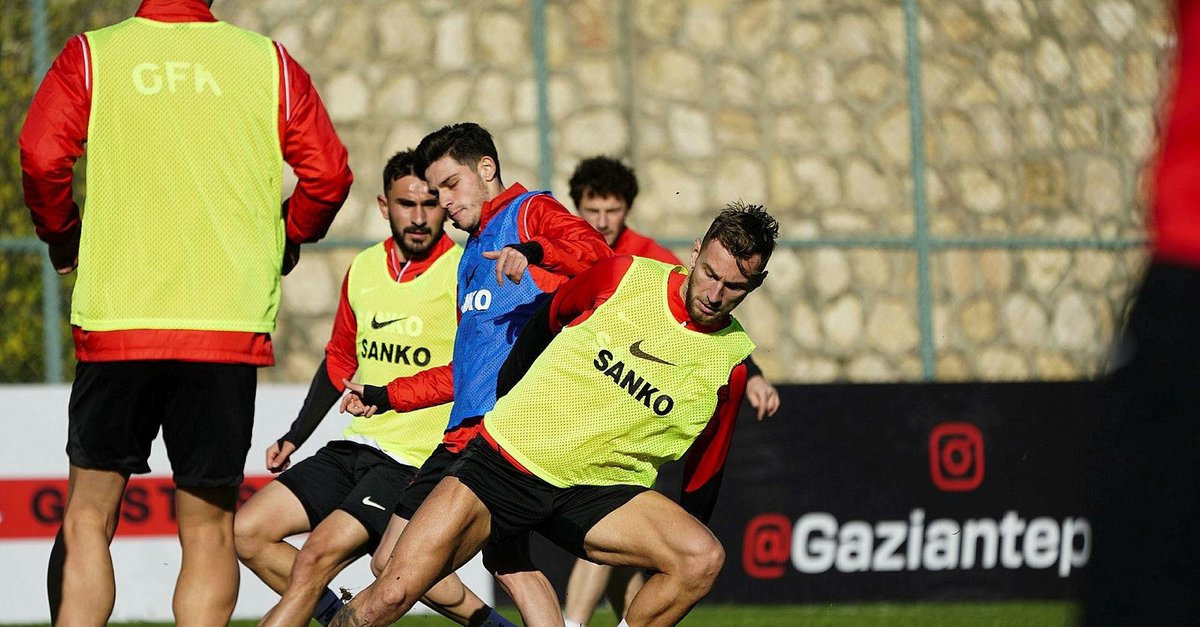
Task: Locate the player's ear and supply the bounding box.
[376,194,388,220]
[690,238,702,267]
[477,156,498,183]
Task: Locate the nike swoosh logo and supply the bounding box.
[370,314,407,330]
[629,340,675,367]
[361,496,387,511]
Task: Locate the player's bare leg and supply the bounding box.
[369,513,408,576]
[616,568,645,618]
[331,478,492,626]
[234,480,312,593]
[564,559,611,626]
[484,535,564,626]
[47,466,127,625]
[582,491,724,627]
[564,561,642,625]
[174,486,240,627]
[260,510,369,627]
[371,512,503,625]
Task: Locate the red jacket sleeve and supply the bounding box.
[324,271,358,390]
[276,44,353,243]
[19,35,89,245]
[548,256,636,332]
[680,361,749,523]
[519,195,613,276]
[384,364,455,413]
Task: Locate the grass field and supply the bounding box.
[8,602,1078,626]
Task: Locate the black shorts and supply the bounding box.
[394,443,458,519]
[67,360,256,488]
[1085,262,1200,625]
[275,440,417,550]
[448,437,646,558]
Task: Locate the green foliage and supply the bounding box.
[0,1,130,382]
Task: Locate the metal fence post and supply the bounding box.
[31,0,63,382]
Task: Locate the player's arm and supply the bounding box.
[509,196,613,277]
[679,361,749,524]
[269,274,358,471]
[275,43,352,273]
[267,358,343,472]
[19,35,89,274]
[341,363,455,417]
[495,256,633,397]
[743,356,780,421]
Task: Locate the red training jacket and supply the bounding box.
[1154,0,1200,267]
[612,226,683,265]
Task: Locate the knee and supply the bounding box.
[291,544,340,583]
[374,577,417,613]
[675,536,724,591]
[61,502,117,537]
[232,516,266,561]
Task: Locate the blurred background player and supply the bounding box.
[18,0,352,623]
[1085,1,1200,625]
[234,151,511,627]
[562,156,781,626]
[342,122,611,625]
[330,203,779,627]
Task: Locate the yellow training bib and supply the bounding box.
[485,258,754,487]
[73,18,284,332]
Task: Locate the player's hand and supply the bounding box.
[340,378,379,418]
[482,247,529,285]
[48,239,78,275]
[746,374,780,421]
[266,439,297,473]
[282,239,301,276]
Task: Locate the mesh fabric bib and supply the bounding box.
[485,258,755,488]
[348,241,462,466]
[73,18,283,332]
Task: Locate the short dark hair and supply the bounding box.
[701,202,779,283]
[568,156,639,208]
[414,122,501,180]
[382,150,421,194]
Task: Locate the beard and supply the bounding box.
[684,273,726,326]
[391,222,437,257]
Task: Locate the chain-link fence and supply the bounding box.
[2,0,1163,384]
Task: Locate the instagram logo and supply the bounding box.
[742,513,792,579]
[929,422,985,492]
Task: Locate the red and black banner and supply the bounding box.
[0,475,276,539]
[528,382,1098,603]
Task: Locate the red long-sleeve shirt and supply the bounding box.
[483,255,748,512]
[612,226,683,265]
[19,0,353,365]
[1154,0,1200,266]
[383,183,611,412]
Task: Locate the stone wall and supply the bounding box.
[213,0,1173,383]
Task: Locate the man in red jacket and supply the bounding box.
[20,0,352,623]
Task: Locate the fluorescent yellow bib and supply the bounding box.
[348,241,462,466]
[73,18,284,332]
[485,258,755,488]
